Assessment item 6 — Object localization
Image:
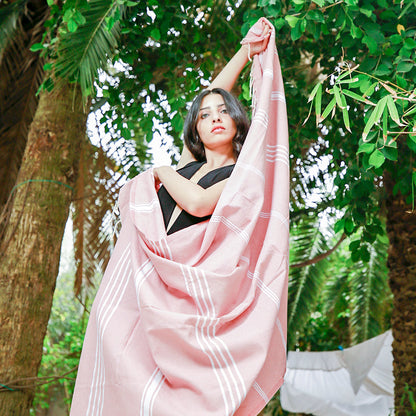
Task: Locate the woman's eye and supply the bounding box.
[221,108,228,114]
[201,113,209,119]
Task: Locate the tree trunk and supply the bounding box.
[0,80,88,415]
[385,178,416,415]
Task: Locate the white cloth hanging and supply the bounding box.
[280,330,394,416]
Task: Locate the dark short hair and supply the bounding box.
[183,88,250,162]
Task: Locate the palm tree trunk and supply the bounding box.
[385,177,416,415]
[0,79,88,415]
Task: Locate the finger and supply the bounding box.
[261,25,269,37]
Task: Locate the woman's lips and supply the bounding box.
[211,126,225,133]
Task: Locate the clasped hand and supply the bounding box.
[244,22,271,59]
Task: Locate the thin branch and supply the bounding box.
[290,198,335,222]
[292,0,344,17]
[290,233,346,268]
[0,366,78,392]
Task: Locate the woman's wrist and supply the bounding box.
[240,44,251,61]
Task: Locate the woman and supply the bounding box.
[71,18,289,416]
[154,24,270,236]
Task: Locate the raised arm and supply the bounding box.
[176,45,248,168]
[209,23,271,91]
[208,45,251,92]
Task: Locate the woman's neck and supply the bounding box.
[204,148,236,169]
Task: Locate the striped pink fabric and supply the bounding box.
[71,18,289,416]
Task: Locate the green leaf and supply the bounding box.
[67,19,78,33]
[351,249,361,262]
[350,23,362,39]
[337,69,357,82]
[386,95,402,126]
[407,136,416,153]
[382,105,388,142]
[333,84,344,109]
[121,127,131,140]
[308,82,321,103]
[362,35,378,54]
[285,15,300,28]
[359,246,371,262]
[357,142,376,154]
[342,106,351,132]
[291,19,304,41]
[337,77,360,85]
[403,105,416,117]
[380,145,398,161]
[365,23,385,43]
[345,217,355,234]
[307,10,325,23]
[274,18,287,32]
[150,28,161,40]
[343,89,373,105]
[397,60,414,73]
[349,240,361,252]
[105,15,115,30]
[63,9,74,23]
[242,82,251,101]
[362,82,377,97]
[315,83,322,125]
[334,218,345,234]
[73,10,87,26]
[360,7,373,17]
[312,0,325,6]
[30,42,45,52]
[362,96,387,140]
[389,34,402,45]
[399,46,412,58]
[396,75,407,89]
[368,149,386,168]
[321,97,336,120]
[341,94,350,132]
[172,112,184,133]
[374,64,392,76]
[404,38,416,49]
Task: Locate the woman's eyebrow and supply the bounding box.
[199,103,226,112]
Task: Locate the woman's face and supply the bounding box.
[196,93,237,154]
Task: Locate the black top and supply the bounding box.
[157,161,235,235]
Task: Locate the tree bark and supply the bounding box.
[385,178,416,415]
[0,80,88,415]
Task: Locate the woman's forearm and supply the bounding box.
[209,23,271,92]
[154,166,227,217]
[209,45,250,92]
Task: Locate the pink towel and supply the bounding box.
[71,17,289,416]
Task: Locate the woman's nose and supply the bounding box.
[212,112,222,122]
